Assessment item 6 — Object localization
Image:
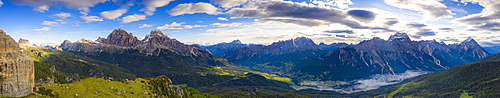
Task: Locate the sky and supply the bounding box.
[0,0,499,46]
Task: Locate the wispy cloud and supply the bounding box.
[167,2,219,16]
[80,15,103,23]
[384,0,453,21]
[140,0,174,15]
[156,22,207,30]
[100,8,128,19]
[42,21,58,26]
[139,24,153,28]
[218,17,229,21]
[52,12,72,19]
[120,14,147,23]
[210,0,248,8]
[10,0,107,13]
[34,27,51,31]
[211,23,242,27]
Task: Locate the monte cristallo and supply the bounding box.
[0,30,34,97]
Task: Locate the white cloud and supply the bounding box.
[384,0,453,22]
[167,2,219,16]
[140,0,174,15]
[227,1,367,28]
[35,5,49,12]
[120,14,147,23]
[42,21,58,26]
[73,24,80,26]
[157,22,185,30]
[452,0,500,31]
[10,0,108,13]
[100,8,128,19]
[80,16,103,23]
[139,24,153,28]
[52,12,72,19]
[310,0,354,9]
[183,25,207,29]
[34,27,50,31]
[210,0,248,8]
[211,23,243,27]
[218,17,229,21]
[0,0,4,7]
[156,22,206,30]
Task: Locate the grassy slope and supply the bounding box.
[33,76,217,98]
[351,59,500,98]
[25,46,136,79]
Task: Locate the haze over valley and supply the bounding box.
[2,0,500,97]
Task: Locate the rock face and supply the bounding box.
[60,28,210,57]
[200,39,249,56]
[318,33,489,80]
[18,38,30,45]
[448,37,490,61]
[318,42,349,50]
[223,37,321,60]
[0,30,35,97]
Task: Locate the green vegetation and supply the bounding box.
[24,46,136,80]
[33,76,216,98]
[34,63,74,84]
[352,58,500,97]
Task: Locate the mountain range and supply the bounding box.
[5,27,499,97]
[204,33,489,82]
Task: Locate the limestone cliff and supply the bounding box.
[0,30,35,97]
[60,28,210,57]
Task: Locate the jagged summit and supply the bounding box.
[149,29,165,37]
[101,28,140,46]
[461,37,477,44]
[388,32,411,42]
[230,39,242,44]
[18,38,31,45]
[61,28,210,57]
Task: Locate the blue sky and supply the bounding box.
[0,0,498,46]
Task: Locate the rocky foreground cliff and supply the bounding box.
[0,30,34,97]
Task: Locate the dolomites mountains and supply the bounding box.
[0,30,34,97]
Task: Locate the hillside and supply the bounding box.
[33,76,216,97]
[351,57,500,97]
[23,45,136,80]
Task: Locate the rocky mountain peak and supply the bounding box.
[231,39,242,44]
[18,38,31,45]
[77,38,94,43]
[272,37,316,47]
[102,28,140,46]
[388,32,411,42]
[149,29,166,37]
[61,28,211,57]
[461,37,477,44]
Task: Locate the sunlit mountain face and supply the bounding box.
[2,0,500,97]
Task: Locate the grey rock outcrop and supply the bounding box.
[0,30,35,97]
[222,37,321,60]
[60,28,210,57]
[18,38,30,45]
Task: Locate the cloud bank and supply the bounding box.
[295,70,428,94]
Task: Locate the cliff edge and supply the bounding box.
[0,30,35,97]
